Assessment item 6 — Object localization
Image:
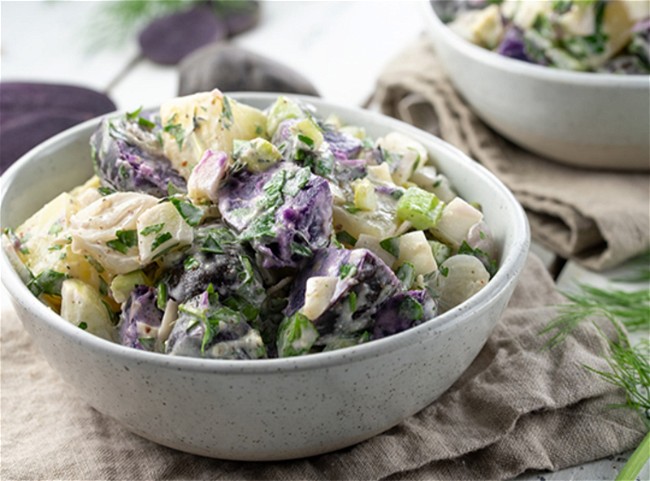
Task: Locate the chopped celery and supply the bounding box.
[396,186,444,230]
[110,270,150,304]
[266,96,304,136]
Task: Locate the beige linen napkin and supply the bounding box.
[1,254,645,480]
[371,36,650,272]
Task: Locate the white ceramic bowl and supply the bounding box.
[0,93,529,461]
[423,2,650,171]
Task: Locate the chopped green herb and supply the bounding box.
[156,282,167,311]
[106,229,137,254]
[138,116,156,129]
[138,337,156,350]
[163,116,185,150]
[48,244,64,251]
[348,291,358,313]
[184,256,200,271]
[380,237,400,258]
[439,265,449,277]
[28,270,68,297]
[98,277,109,296]
[297,134,314,148]
[458,241,498,277]
[85,255,105,273]
[398,296,424,321]
[78,322,88,330]
[140,223,165,236]
[151,232,172,251]
[98,186,115,196]
[343,203,361,214]
[221,95,234,130]
[48,222,63,236]
[170,198,203,226]
[223,296,259,322]
[339,263,357,280]
[396,262,416,290]
[336,231,357,247]
[276,312,319,357]
[126,106,143,121]
[290,242,312,258]
[167,181,181,196]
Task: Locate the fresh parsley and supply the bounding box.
[106,229,137,254]
[151,232,172,251]
[28,270,68,297]
[140,223,165,236]
[169,198,203,227]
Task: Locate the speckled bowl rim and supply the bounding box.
[422,1,650,87]
[0,92,530,375]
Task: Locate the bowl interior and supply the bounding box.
[0,92,529,368]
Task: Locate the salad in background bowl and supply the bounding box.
[445,0,649,74]
[423,0,650,170]
[0,92,528,460]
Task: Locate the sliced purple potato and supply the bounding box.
[286,248,402,336]
[164,224,266,311]
[118,285,164,351]
[165,287,266,360]
[1,111,88,174]
[138,5,228,66]
[90,116,186,197]
[372,290,437,339]
[178,43,319,96]
[219,163,333,269]
[0,82,116,124]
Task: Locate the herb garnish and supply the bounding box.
[151,232,172,251]
[339,263,357,280]
[379,237,400,258]
[27,270,68,297]
[221,95,234,130]
[106,229,137,254]
[140,223,165,236]
[169,198,203,226]
[163,115,186,150]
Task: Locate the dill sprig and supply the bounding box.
[540,285,650,349]
[84,0,199,52]
[585,336,650,428]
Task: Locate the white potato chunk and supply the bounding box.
[434,255,490,312]
[61,279,114,341]
[70,192,158,275]
[137,202,194,264]
[333,204,399,240]
[377,132,428,186]
[301,276,339,321]
[355,234,397,267]
[367,163,394,184]
[395,231,437,277]
[430,197,483,249]
[353,178,378,211]
[160,89,267,179]
[559,3,596,36]
[187,149,229,204]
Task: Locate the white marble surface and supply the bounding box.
[0,1,645,479]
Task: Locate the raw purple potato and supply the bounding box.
[0,82,116,126]
[165,288,266,359]
[497,27,530,62]
[286,248,402,336]
[118,285,163,351]
[138,5,228,66]
[219,163,333,269]
[372,290,436,339]
[216,0,260,37]
[1,111,88,174]
[165,224,266,311]
[91,116,186,197]
[178,43,320,97]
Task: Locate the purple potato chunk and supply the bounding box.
[323,129,363,161]
[164,224,266,312]
[138,5,228,66]
[165,288,266,359]
[496,26,530,62]
[372,290,437,339]
[286,248,401,336]
[118,285,164,351]
[219,163,333,269]
[91,116,186,197]
[0,82,116,126]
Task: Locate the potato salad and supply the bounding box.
[3,91,498,359]
[444,0,649,74]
